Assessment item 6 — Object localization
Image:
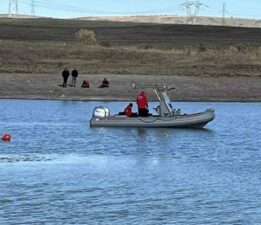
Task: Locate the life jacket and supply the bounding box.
[124,105,132,117]
[82,80,89,87]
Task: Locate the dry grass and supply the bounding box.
[0,40,260,77]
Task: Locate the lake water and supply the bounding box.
[0,100,260,224]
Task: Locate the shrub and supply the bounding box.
[138,44,154,50]
[75,29,97,45]
[99,41,111,48]
[198,43,206,52]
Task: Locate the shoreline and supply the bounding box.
[0,73,260,102]
[0,96,260,103]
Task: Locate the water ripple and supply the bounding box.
[0,100,260,224]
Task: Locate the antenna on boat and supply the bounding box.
[131,82,175,91]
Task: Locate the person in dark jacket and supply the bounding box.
[99,78,110,88]
[71,68,78,87]
[62,67,70,87]
[136,91,149,116]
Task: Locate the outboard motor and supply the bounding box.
[93,106,110,117]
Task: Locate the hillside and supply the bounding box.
[0,17,260,76]
[81,15,261,28]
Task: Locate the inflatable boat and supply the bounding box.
[90,86,215,128]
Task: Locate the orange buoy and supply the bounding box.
[2,134,11,142]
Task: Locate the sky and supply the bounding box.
[0,0,260,19]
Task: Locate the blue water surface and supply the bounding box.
[0,100,260,224]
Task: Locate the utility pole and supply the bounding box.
[31,0,35,17]
[9,0,18,17]
[222,3,226,25]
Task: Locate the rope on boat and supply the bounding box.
[158,117,179,121]
[138,117,178,123]
[138,117,160,123]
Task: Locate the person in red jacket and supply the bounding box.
[124,103,133,117]
[119,103,137,117]
[81,80,89,88]
[136,91,149,116]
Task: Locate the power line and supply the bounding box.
[19,0,87,13]
[18,0,178,16]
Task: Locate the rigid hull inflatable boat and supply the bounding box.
[90,86,215,128]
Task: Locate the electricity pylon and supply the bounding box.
[8,0,18,17]
[180,1,208,24]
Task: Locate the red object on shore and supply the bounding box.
[1,134,11,141]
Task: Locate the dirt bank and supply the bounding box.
[0,73,260,102]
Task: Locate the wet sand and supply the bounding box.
[0,73,260,102]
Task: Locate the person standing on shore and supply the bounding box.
[62,67,70,87]
[136,91,149,116]
[71,68,78,87]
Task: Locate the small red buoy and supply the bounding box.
[2,134,11,142]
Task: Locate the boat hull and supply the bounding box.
[90,110,215,128]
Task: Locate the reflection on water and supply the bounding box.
[0,100,260,224]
